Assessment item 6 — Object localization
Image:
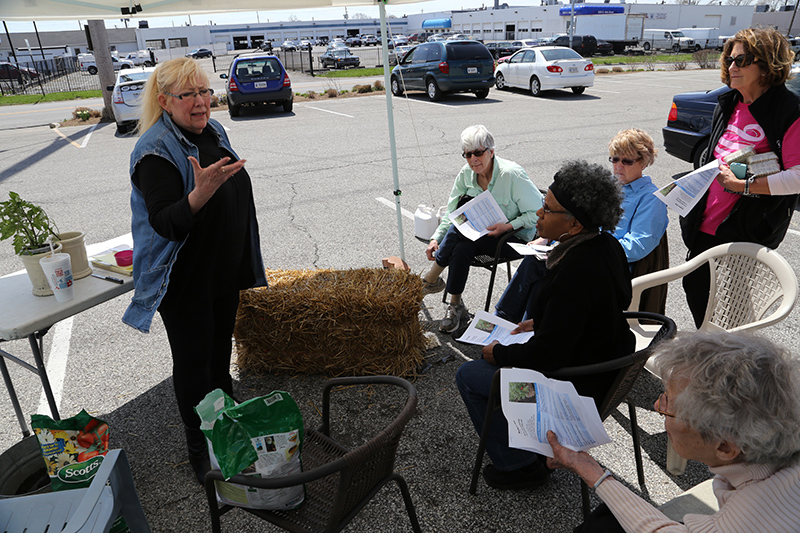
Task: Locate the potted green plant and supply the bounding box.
[0,191,62,295]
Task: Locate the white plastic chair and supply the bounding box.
[628,242,798,474]
[0,449,150,532]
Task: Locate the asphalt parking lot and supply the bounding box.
[2,68,800,532]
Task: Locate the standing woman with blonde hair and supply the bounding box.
[122,57,267,483]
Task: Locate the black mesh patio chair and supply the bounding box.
[203,376,421,533]
[468,311,677,519]
[441,228,525,312]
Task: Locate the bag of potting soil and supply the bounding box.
[31,409,130,533]
[195,389,304,511]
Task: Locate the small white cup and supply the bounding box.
[39,253,74,303]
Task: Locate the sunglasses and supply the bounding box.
[723,53,757,68]
[609,156,641,166]
[462,148,488,159]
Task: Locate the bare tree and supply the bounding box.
[728,0,756,5]
[287,14,299,21]
[352,12,369,19]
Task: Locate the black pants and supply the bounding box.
[159,292,240,429]
[573,504,625,533]
[681,232,725,329]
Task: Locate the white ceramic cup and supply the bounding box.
[39,253,74,303]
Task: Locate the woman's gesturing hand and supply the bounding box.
[187,156,247,214]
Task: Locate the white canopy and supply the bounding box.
[0,0,424,21]
[0,0,426,261]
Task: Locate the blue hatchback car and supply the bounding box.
[220,53,293,117]
[390,40,495,101]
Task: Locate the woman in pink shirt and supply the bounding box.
[679,27,800,327]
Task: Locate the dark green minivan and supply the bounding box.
[390,41,495,101]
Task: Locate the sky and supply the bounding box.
[3,0,506,33]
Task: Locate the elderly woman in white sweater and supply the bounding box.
[548,332,800,533]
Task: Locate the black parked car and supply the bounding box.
[186,48,213,59]
[485,41,524,59]
[596,40,614,56]
[549,35,598,57]
[319,48,360,69]
[390,40,494,101]
[345,37,363,47]
[663,73,800,168]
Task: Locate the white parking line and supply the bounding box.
[37,316,73,416]
[376,196,414,219]
[80,123,99,148]
[305,105,354,118]
[789,229,800,237]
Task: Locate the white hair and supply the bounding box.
[656,332,800,467]
[460,124,495,153]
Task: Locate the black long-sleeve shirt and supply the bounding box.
[132,125,254,310]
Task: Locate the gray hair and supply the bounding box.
[656,332,800,467]
[550,159,623,231]
[460,124,496,153]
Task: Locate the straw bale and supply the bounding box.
[235,268,426,377]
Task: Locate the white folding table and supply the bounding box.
[0,269,133,437]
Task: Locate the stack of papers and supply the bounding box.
[501,368,611,456]
[457,310,534,346]
[507,242,553,259]
[451,190,508,241]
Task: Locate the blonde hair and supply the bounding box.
[138,57,210,135]
[608,128,657,169]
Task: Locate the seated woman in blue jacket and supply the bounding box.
[496,128,669,323]
[456,160,635,491]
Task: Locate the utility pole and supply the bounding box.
[87,20,116,122]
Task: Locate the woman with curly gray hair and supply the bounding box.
[456,160,635,490]
[548,332,800,532]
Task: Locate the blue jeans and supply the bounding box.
[435,225,522,296]
[494,256,548,323]
[455,358,537,471]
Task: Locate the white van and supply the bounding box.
[678,28,722,50]
[640,29,696,52]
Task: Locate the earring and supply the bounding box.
[167,110,173,117]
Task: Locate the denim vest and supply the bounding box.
[122,112,267,333]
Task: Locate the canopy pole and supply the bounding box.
[378,0,405,262]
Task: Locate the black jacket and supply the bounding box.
[492,232,635,406]
[680,84,800,250]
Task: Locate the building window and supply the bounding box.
[168,37,188,48]
[145,39,165,50]
[730,16,737,26]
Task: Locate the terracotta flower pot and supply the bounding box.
[19,243,62,296]
[57,231,91,280]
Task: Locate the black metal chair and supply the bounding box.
[468,311,677,519]
[441,228,525,312]
[203,376,421,533]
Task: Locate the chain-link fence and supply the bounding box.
[0,58,103,97]
[211,46,390,77]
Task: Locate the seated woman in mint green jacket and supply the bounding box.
[420,124,543,333]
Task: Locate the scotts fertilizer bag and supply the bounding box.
[31,410,130,533]
[196,389,305,510]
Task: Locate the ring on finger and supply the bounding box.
[221,166,227,173]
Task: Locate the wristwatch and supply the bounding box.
[743,176,755,196]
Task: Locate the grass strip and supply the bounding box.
[0,90,102,107]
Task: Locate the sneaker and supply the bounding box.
[439,302,468,333]
[482,461,551,490]
[421,276,446,296]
